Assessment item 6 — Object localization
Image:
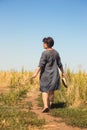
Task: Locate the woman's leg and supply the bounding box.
[42,92,49,109]
[49,91,54,107]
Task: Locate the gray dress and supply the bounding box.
[38,49,63,92]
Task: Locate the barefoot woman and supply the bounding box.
[32,37,65,112]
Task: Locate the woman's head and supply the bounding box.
[42,37,54,49]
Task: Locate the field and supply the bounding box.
[0,69,45,130]
[0,68,87,129]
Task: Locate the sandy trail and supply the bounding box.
[26,88,87,130]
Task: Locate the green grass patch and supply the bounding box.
[0,88,28,105]
[0,105,45,130]
[50,108,87,128]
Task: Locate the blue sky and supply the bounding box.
[0,0,87,72]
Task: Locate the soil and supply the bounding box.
[26,87,87,130]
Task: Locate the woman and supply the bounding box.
[32,37,65,112]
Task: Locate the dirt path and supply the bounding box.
[26,88,87,130]
[0,86,87,130]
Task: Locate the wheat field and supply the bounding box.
[0,68,87,107]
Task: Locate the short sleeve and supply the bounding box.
[38,52,47,68]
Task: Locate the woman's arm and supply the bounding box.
[32,67,40,78]
[57,53,65,77]
[32,51,47,79]
[59,65,65,78]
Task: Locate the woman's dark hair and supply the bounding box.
[42,37,54,47]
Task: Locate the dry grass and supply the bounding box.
[0,69,39,91]
[65,69,87,107]
[0,68,87,108]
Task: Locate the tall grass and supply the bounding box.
[0,68,87,107]
[0,69,45,130]
[61,69,87,107]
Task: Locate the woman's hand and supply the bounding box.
[32,73,37,79]
[31,67,40,79]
